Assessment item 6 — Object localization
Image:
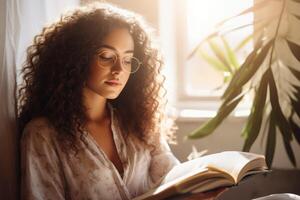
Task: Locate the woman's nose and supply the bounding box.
[111,57,123,73]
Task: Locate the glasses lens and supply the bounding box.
[98,51,116,67]
[97,50,141,73]
[129,57,140,73]
[122,56,140,73]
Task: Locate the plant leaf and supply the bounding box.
[220,15,274,38]
[286,39,300,62]
[281,133,297,167]
[291,84,300,94]
[216,0,271,27]
[268,68,296,166]
[268,68,291,140]
[208,40,233,73]
[221,36,239,70]
[289,117,300,145]
[220,23,254,36]
[198,49,229,71]
[223,39,273,101]
[291,98,300,118]
[291,84,300,99]
[288,66,300,79]
[265,112,276,168]
[235,34,253,52]
[187,32,218,59]
[222,49,257,100]
[242,70,269,151]
[187,95,244,139]
[222,36,265,98]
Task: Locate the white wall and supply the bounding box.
[172,118,300,168]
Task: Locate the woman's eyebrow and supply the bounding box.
[99,44,134,54]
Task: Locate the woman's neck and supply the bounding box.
[82,87,109,123]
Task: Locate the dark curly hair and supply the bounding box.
[17,3,175,154]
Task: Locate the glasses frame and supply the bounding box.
[96,49,142,74]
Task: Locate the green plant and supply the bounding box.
[187,0,300,167]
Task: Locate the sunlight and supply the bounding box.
[187,0,253,50]
[185,0,254,96]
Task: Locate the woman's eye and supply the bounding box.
[98,51,115,59]
[99,55,113,60]
[123,57,132,65]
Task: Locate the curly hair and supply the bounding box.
[17,3,175,154]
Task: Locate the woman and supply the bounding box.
[18,3,225,200]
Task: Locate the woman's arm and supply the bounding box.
[147,137,228,200]
[148,136,180,186]
[20,118,65,200]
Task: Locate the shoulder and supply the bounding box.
[21,117,58,145]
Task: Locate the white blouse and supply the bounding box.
[20,106,180,200]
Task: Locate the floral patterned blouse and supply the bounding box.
[20,106,180,200]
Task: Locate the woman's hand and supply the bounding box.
[169,187,229,200]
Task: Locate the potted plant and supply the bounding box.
[187,0,300,167]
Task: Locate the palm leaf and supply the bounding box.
[187,0,299,167]
[268,68,296,166]
[222,39,273,102]
[289,117,300,145]
[221,35,264,100]
[188,19,267,60]
[235,34,253,52]
[288,66,300,79]
[290,84,300,116]
[198,49,229,71]
[221,36,239,70]
[188,32,218,59]
[221,48,258,101]
[220,14,276,38]
[208,40,233,73]
[188,12,272,61]
[242,70,269,151]
[291,98,300,119]
[187,95,244,139]
[216,0,271,27]
[265,112,276,168]
[281,132,297,167]
[286,39,300,62]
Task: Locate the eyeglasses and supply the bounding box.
[96,50,141,73]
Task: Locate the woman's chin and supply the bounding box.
[105,92,120,100]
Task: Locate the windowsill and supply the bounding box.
[175,110,249,122]
[171,100,250,122]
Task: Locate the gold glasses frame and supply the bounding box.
[96,50,141,74]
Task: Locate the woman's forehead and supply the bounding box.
[99,28,134,53]
[97,45,134,54]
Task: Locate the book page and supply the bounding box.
[164,151,266,184]
[162,158,209,184]
[150,167,208,196]
[189,178,233,193]
[133,151,267,200]
[197,151,266,182]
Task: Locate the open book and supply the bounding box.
[133,151,269,200]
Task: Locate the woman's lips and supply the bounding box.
[105,80,121,86]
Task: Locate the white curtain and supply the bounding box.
[0,0,79,199]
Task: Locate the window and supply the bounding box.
[159,0,254,118]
